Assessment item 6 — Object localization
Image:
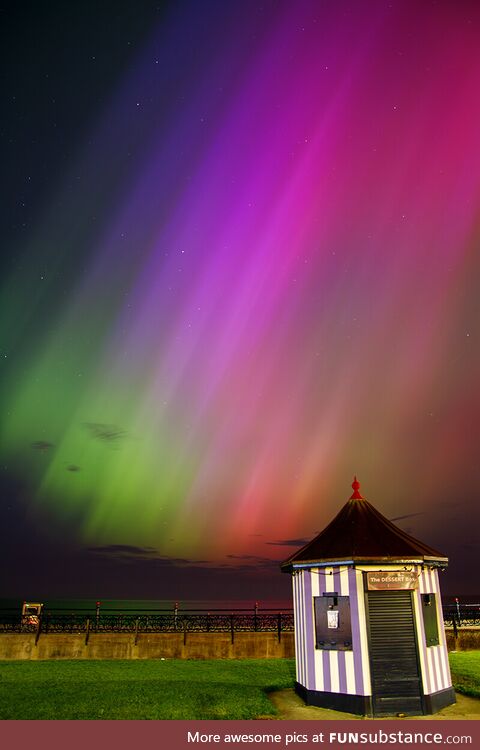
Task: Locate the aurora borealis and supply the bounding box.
[1,0,480,598]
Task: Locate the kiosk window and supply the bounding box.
[421,593,439,647]
[314,595,352,651]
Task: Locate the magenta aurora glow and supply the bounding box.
[1,0,479,598]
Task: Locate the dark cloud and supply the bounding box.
[1,498,292,600]
[83,422,127,443]
[225,554,282,571]
[31,441,54,451]
[86,544,159,557]
[86,545,212,567]
[390,512,425,522]
[86,546,282,576]
[265,538,311,547]
[1,476,470,602]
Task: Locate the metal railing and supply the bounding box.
[1,603,478,635]
[442,604,480,628]
[0,607,295,636]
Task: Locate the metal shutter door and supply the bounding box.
[367,591,423,716]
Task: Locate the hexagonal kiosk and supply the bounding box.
[281,478,455,717]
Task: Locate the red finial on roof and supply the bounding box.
[350,475,364,500]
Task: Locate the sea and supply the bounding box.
[0,598,293,614]
[1,594,479,615]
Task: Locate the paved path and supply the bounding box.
[268,689,480,721]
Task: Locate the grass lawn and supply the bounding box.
[1,652,478,720]
[0,658,296,720]
[449,651,480,699]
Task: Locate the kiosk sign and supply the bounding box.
[366,571,418,590]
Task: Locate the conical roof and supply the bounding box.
[281,478,448,571]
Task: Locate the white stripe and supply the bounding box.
[427,646,438,693]
[432,645,442,692]
[314,645,324,691]
[345,650,356,694]
[340,566,349,595]
[329,651,340,692]
[418,568,426,594]
[439,639,452,688]
[303,573,309,688]
[313,570,326,693]
[310,569,321,692]
[427,643,438,694]
[426,568,435,594]
[324,567,334,592]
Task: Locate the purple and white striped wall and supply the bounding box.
[292,564,451,699]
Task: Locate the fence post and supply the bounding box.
[35,616,42,646]
[134,617,140,646]
[85,617,90,646]
[455,597,460,625]
[230,614,235,645]
[277,613,282,643]
[183,618,187,646]
[254,602,258,632]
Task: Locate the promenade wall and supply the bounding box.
[0,631,294,660]
[445,627,480,652]
[1,628,478,660]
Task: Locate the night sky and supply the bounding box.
[1,0,479,602]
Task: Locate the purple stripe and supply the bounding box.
[348,567,365,695]
[330,566,346,694]
[316,569,328,692]
[418,566,424,594]
[293,575,302,683]
[436,571,449,655]
[437,644,448,691]
[338,650,348,694]
[297,575,305,686]
[318,568,326,595]
[304,570,316,690]
[299,573,306,686]
[427,569,443,691]
[322,649,331,693]
[433,571,449,690]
